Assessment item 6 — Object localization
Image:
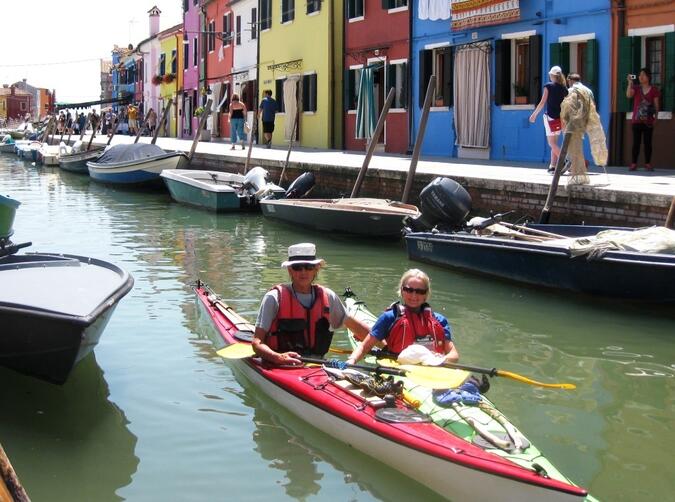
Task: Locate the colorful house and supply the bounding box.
[412,1,612,164]
[257,0,343,149]
[139,6,163,123]
[0,85,33,122]
[231,0,259,130]
[181,0,201,138]
[204,0,235,140]
[611,0,674,169]
[344,0,411,154]
[158,25,184,137]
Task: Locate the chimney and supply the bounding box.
[148,6,161,37]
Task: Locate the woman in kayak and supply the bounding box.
[253,243,370,366]
[347,269,459,364]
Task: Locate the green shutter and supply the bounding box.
[443,49,453,107]
[419,50,432,108]
[494,39,511,105]
[584,39,599,110]
[528,35,543,105]
[344,69,352,111]
[401,62,408,109]
[664,32,675,111]
[549,42,570,74]
[617,36,640,112]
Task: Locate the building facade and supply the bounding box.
[0,85,33,122]
[159,25,184,137]
[182,0,201,138]
[344,0,411,154]
[231,0,259,132]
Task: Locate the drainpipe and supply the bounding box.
[609,0,626,166]
[407,5,414,154]
[329,1,335,149]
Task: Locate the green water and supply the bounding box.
[0,155,673,501]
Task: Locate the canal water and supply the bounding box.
[1,155,673,502]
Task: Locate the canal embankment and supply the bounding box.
[93,135,675,226]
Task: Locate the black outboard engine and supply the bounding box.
[405,177,472,232]
[285,172,316,199]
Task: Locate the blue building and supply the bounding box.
[412,0,611,164]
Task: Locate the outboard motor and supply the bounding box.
[285,171,316,199]
[405,177,472,232]
[242,166,270,193]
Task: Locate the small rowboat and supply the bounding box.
[59,146,105,174]
[195,282,592,501]
[259,198,420,238]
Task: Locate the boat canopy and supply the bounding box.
[95,143,167,164]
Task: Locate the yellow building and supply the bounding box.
[258,0,343,149]
[158,25,183,137]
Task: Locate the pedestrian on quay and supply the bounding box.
[626,68,660,171]
[258,89,277,148]
[90,110,100,133]
[347,268,459,365]
[77,113,86,134]
[146,108,157,136]
[128,104,138,136]
[529,66,568,173]
[252,243,370,365]
[228,94,247,150]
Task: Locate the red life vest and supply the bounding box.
[267,284,333,355]
[385,302,446,355]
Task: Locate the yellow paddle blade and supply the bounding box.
[375,358,470,389]
[496,370,577,390]
[216,343,255,359]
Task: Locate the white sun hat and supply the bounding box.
[281,242,326,268]
[397,345,446,366]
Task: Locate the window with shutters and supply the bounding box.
[183,38,189,71]
[347,0,364,20]
[260,0,271,31]
[419,47,452,108]
[236,16,241,45]
[171,50,177,74]
[307,0,321,15]
[550,37,598,107]
[387,61,408,109]
[223,14,232,46]
[208,20,215,52]
[275,78,286,113]
[495,34,542,107]
[160,54,166,76]
[251,8,257,39]
[345,67,362,111]
[193,37,198,66]
[282,0,295,23]
[303,74,317,112]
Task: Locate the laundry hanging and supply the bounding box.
[418,0,451,21]
[355,67,377,140]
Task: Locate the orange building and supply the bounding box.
[610,0,674,169]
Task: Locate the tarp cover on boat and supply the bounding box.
[567,227,675,257]
[95,143,167,164]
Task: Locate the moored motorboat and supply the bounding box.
[195,282,592,501]
[59,143,105,174]
[87,143,187,185]
[161,166,285,211]
[403,177,675,301]
[0,244,134,384]
[259,197,420,238]
[37,143,62,166]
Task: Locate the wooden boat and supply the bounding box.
[161,167,285,212]
[59,145,105,174]
[195,281,591,501]
[259,198,420,238]
[0,242,134,384]
[87,143,187,185]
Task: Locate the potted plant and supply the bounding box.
[163,73,175,84]
[194,106,205,117]
[152,75,163,85]
[513,84,529,104]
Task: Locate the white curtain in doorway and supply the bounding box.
[210,82,222,137]
[453,42,490,148]
[283,76,300,141]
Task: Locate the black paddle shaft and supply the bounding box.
[300,357,405,377]
[442,362,498,377]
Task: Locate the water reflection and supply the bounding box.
[0,355,139,502]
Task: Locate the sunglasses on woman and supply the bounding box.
[402,286,428,295]
[290,263,316,271]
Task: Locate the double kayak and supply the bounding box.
[195,281,592,501]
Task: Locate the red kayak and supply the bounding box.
[195,281,592,501]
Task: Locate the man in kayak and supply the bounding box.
[253,243,370,366]
[347,269,459,365]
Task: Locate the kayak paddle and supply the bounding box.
[438,361,577,390]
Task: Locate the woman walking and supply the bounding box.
[627,68,660,171]
[530,66,568,173]
[228,94,247,150]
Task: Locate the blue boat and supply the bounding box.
[87,143,187,185]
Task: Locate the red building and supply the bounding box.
[344,0,411,154]
[204,0,235,140]
[0,85,33,122]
